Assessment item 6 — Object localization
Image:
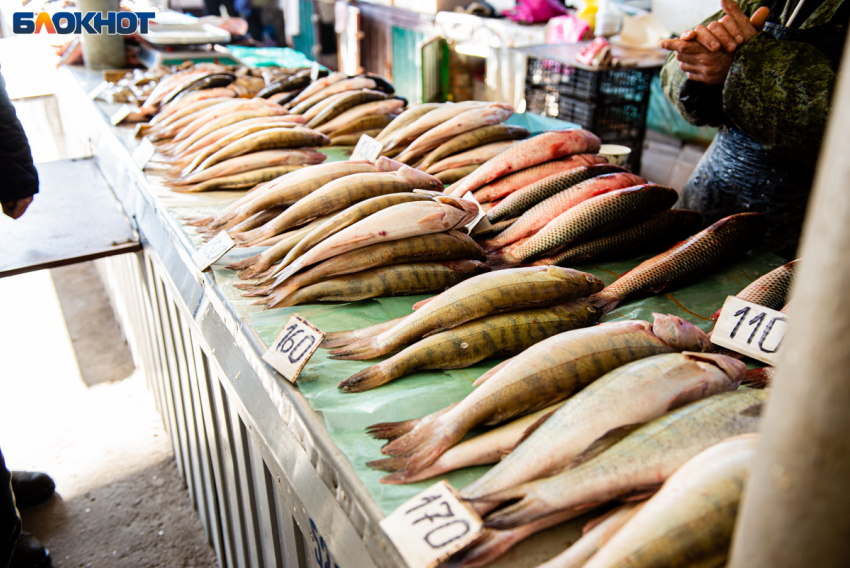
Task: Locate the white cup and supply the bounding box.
[599,144,632,168]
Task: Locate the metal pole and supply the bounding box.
[727,30,850,568]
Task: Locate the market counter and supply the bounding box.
[59,64,783,568]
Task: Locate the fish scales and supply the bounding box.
[494,185,678,265]
[589,212,769,314]
[426,141,516,174]
[339,302,599,392]
[711,258,799,319]
[435,166,478,184]
[418,124,530,171]
[197,128,329,173]
[307,90,389,127]
[377,104,442,142]
[531,210,704,267]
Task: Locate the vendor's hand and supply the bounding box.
[3,196,33,219]
[679,1,770,53]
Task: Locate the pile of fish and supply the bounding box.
[325,266,605,391]
[375,102,529,184]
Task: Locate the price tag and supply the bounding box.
[351,133,383,160]
[132,137,157,170]
[711,296,788,365]
[262,314,325,383]
[192,231,235,271]
[110,103,139,126]
[88,80,110,101]
[310,60,322,81]
[462,192,493,234]
[380,480,483,568]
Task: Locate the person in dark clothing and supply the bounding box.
[660,0,848,259]
[0,69,38,220]
[1,449,54,568]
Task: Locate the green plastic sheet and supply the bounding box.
[228,46,325,69]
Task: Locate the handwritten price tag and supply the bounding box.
[310,60,322,81]
[711,296,787,365]
[351,133,383,160]
[132,137,157,170]
[462,192,493,234]
[88,80,110,101]
[110,103,139,126]
[192,231,235,271]
[262,314,325,383]
[380,480,483,568]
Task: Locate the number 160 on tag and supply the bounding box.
[262,314,325,383]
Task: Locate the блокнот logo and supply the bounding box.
[13,11,155,34]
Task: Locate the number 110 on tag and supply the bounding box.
[711,296,787,365]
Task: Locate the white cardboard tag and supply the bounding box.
[351,133,383,160]
[462,192,493,234]
[380,480,484,568]
[310,60,322,81]
[88,80,110,101]
[192,231,235,271]
[132,137,157,170]
[110,104,139,126]
[711,296,787,365]
[262,314,325,383]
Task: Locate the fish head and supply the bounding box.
[376,156,404,171]
[683,352,748,386]
[396,166,444,189]
[557,300,602,324]
[443,260,492,276]
[429,194,479,222]
[652,313,711,352]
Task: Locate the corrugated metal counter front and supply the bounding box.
[59,65,783,568]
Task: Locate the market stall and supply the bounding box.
[55,62,787,568]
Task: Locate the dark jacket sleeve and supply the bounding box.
[0,69,39,203]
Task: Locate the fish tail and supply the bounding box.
[452,530,522,568]
[482,492,545,530]
[233,281,263,291]
[366,457,407,472]
[327,338,383,360]
[586,291,621,315]
[319,330,360,349]
[381,423,457,477]
[225,253,265,272]
[186,215,217,227]
[338,363,395,392]
[742,367,774,389]
[365,417,422,441]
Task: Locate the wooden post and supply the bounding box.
[727,31,850,568]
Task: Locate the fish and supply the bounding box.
[250,231,485,304]
[588,213,769,315]
[448,130,602,197]
[142,69,213,110]
[167,149,326,187]
[150,88,236,124]
[417,124,530,172]
[231,166,444,247]
[476,389,766,529]
[329,130,384,146]
[490,185,679,265]
[534,503,646,568]
[272,260,490,308]
[161,73,235,105]
[579,435,758,568]
[369,314,709,480]
[460,351,745,504]
[328,266,604,361]
[742,366,775,389]
[376,103,443,142]
[172,165,303,193]
[269,89,304,105]
[255,193,477,287]
[395,103,514,163]
[483,171,645,251]
[289,77,382,114]
[425,141,517,174]
[165,103,288,154]
[228,206,286,234]
[472,155,610,203]
[369,403,566,483]
[435,165,479,184]
[149,97,235,133]
[710,259,799,320]
[317,99,405,133]
[327,113,399,137]
[471,218,516,240]
[151,98,255,142]
[283,72,347,108]
[228,192,433,278]
[194,127,330,174]
[487,166,633,223]
[256,72,311,99]
[339,301,601,393]
[530,210,704,267]
[381,102,486,153]
[307,90,390,127]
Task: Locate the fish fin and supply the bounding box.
[338,364,394,393]
[586,292,621,316]
[416,212,448,231]
[481,489,549,530]
[742,367,774,389]
[366,456,407,472]
[472,358,514,387]
[514,410,558,447]
[365,418,423,441]
[378,420,460,479]
[411,297,433,310]
[740,403,764,417]
[451,529,525,568]
[327,337,384,360]
[320,330,358,349]
[225,254,264,272]
[620,487,660,503]
[683,352,747,384]
[571,424,644,468]
[666,380,712,411]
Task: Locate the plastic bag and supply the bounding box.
[504,0,569,24]
[546,14,592,44]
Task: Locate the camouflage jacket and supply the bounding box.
[660,0,848,166]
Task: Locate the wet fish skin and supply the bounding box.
[376,103,443,143]
[328,113,399,137]
[318,99,404,134]
[256,72,311,99]
[580,435,758,568]
[173,165,303,193]
[472,154,610,203]
[531,210,704,267]
[711,258,799,320]
[273,260,490,308]
[168,149,326,186]
[589,213,769,315]
[425,141,517,174]
[487,166,633,223]
[460,351,745,503]
[339,301,600,392]
[435,165,479,184]
[165,103,288,155]
[371,314,710,480]
[328,266,604,361]
[382,102,486,152]
[492,185,678,265]
[418,124,530,171]
[196,127,329,173]
[478,389,766,530]
[289,77,380,114]
[162,73,235,105]
[448,129,602,196]
[284,72,347,108]
[307,89,389,127]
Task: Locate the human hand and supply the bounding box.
[678,0,770,52]
[3,196,33,219]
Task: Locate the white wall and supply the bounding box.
[651,0,720,34]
